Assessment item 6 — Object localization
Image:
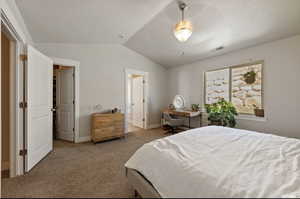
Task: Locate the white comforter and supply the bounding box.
[125,126,300,198]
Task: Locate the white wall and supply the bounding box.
[168,35,300,139]
[36,43,168,138]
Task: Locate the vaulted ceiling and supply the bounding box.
[15,0,173,44]
[15,0,300,67]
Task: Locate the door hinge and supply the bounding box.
[143,80,146,84]
[73,127,75,132]
[142,118,145,122]
[19,149,27,156]
[20,54,28,61]
[142,99,145,103]
[73,100,75,104]
[19,102,28,109]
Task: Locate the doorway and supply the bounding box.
[53,65,75,142]
[1,12,80,176]
[17,52,80,173]
[1,23,18,178]
[125,69,149,134]
[1,29,11,178]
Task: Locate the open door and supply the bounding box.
[132,76,144,128]
[56,68,74,142]
[26,45,53,172]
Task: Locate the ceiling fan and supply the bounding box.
[174,1,193,42]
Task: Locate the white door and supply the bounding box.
[132,76,144,128]
[26,45,53,171]
[56,68,74,142]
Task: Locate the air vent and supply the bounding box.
[118,34,125,39]
[216,46,224,51]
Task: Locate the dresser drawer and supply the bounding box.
[93,127,114,137]
[92,120,124,129]
[92,128,123,142]
[91,112,125,143]
[93,119,113,129]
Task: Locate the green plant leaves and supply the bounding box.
[205,98,238,128]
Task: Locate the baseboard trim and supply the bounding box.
[57,133,74,142]
[77,136,91,143]
[148,124,161,129]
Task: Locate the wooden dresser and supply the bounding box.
[91,112,125,143]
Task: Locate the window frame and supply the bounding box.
[204,60,264,116]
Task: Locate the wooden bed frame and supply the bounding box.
[126,168,161,198]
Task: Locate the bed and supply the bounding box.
[125,126,300,198]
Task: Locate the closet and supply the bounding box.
[1,30,11,178]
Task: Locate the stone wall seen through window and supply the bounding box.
[205,62,263,115]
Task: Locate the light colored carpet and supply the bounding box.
[2,128,166,198]
[128,123,144,133]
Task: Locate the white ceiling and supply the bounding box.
[16,0,300,68]
[125,0,300,67]
[15,0,172,44]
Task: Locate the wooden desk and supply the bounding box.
[162,109,202,129]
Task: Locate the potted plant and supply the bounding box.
[243,70,256,84]
[252,104,264,117]
[191,104,200,112]
[205,98,238,128]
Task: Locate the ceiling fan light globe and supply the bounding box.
[174,20,193,42]
[174,29,192,42]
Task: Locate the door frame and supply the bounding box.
[124,69,149,133]
[131,76,144,128]
[1,9,25,177]
[52,57,80,143]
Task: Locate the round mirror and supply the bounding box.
[173,95,185,109]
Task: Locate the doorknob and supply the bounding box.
[51,108,56,112]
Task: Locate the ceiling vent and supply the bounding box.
[216,46,224,51]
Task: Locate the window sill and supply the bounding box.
[236,115,267,122]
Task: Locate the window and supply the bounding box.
[205,68,230,104]
[205,61,263,115]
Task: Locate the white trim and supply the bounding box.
[3,0,33,43]
[237,115,267,122]
[0,2,31,43]
[77,136,91,143]
[51,57,80,143]
[1,9,25,177]
[52,57,80,67]
[9,37,16,177]
[148,124,161,129]
[125,69,149,134]
[16,41,24,176]
[56,133,74,142]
